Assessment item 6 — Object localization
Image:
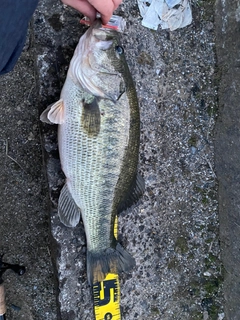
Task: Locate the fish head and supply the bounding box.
[69,20,128,102]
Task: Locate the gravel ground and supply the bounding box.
[118,1,224,319]
[0,0,229,319]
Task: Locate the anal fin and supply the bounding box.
[81,97,101,137]
[58,184,81,227]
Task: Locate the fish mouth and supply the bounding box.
[91,19,117,39]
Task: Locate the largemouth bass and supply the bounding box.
[41,19,144,285]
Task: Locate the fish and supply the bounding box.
[40,19,144,285]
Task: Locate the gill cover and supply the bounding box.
[69,20,125,102]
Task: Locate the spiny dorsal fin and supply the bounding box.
[40,99,64,124]
[58,183,81,227]
[118,173,145,213]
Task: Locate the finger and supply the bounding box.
[62,0,97,22]
[113,0,122,11]
[88,0,115,24]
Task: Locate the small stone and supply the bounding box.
[28,132,35,140]
[11,304,21,311]
[203,311,209,320]
[218,313,225,320]
[191,146,197,154]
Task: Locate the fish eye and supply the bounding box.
[115,46,124,55]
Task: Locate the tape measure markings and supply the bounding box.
[93,217,121,320]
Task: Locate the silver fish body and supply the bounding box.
[41,20,144,284]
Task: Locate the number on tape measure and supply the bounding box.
[104,312,113,319]
[94,279,118,306]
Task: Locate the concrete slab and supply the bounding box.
[215,0,240,319]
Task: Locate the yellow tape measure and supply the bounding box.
[93,217,121,320]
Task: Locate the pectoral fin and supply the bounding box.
[118,173,145,213]
[81,97,101,137]
[40,99,64,124]
[58,184,81,227]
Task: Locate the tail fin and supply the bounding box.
[87,243,135,285]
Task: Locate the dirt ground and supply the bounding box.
[0,27,57,319]
[0,0,239,319]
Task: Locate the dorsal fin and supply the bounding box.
[118,173,145,213]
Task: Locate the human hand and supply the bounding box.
[61,0,122,25]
